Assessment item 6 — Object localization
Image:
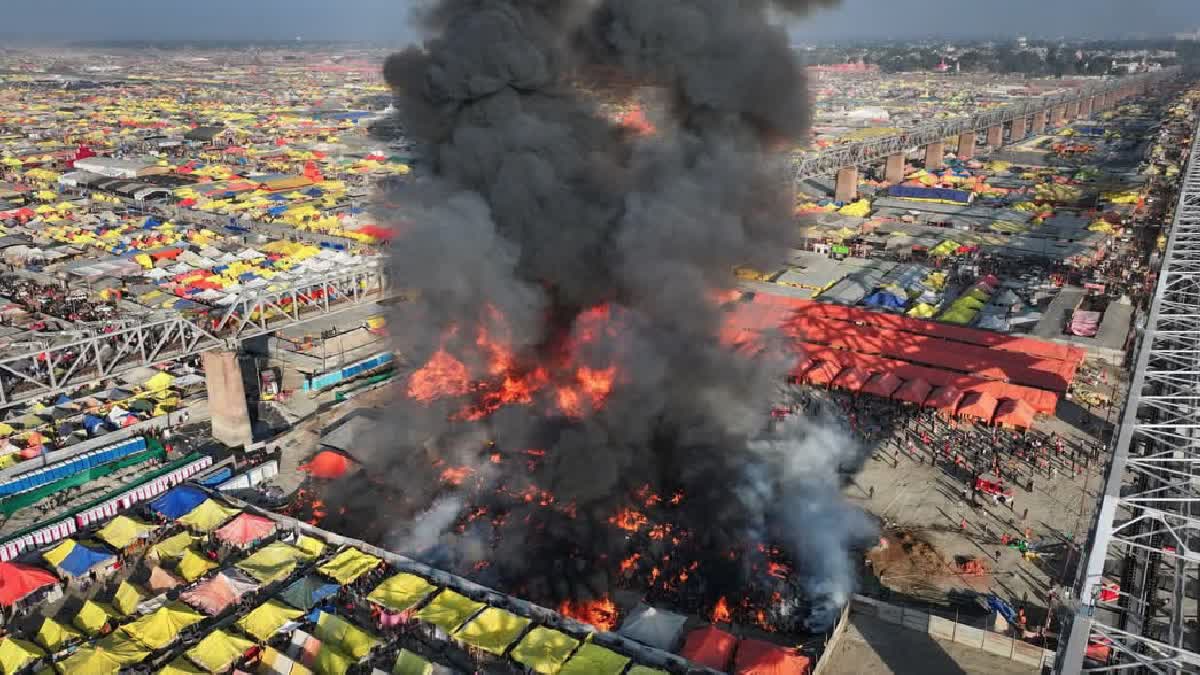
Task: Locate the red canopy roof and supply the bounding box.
[862,372,903,398]
[214,512,277,547]
[0,562,58,606]
[805,361,843,386]
[957,391,999,421]
[680,626,737,672]
[925,384,964,412]
[893,378,932,405]
[735,638,812,675]
[994,398,1036,429]
[832,366,871,392]
[300,450,352,479]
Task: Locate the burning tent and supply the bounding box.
[300,450,353,480]
[680,625,738,672]
[734,638,812,675]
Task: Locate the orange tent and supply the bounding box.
[832,367,871,392]
[734,638,812,675]
[680,626,737,672]
[862,372,902,398]
[925,384,963,415]
[957,391,999,423]
[892,378,932,405]
[994,398,1036,429]
[804,361,842,386]
[300,451,352,480]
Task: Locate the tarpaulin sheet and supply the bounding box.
[618,604,687,651]
[862,372,903,398]
[1070,310,1101,337]
[57,541,114,578]
[313,611,378,660]
[367,573,436,613]
[280,575,340,611]
[831,366,870,392]
[995,398,1036,429]
[892,378,932,405]
[753,294,1084,365]
[511,627,580,675]
[0,637,43,675]
[181,570,258,615]
[120,602,203,649]
[784,315,1076,392]
[74,600,113,635]
[150,485,208,519]
[176,499,240,532]
[237,600,304,641]
[559,644,631,675]
[925,385,964,413]
[236,541,314,584]
[185,629,254,673]
[152,531,197,560]
[453,607,531,655]
[680,626,737,672]
[35,616,81,652]
[734,638,812,675]
[957,391,999,421]
[214,512,276,547]
[160,657,207,675]
[413,590,485,634]
[177,548,218,582]
[392,649,432,675]
[803,360,842,385]
[96,516,157,549]
[317,547,381,585]
[0,562,57,606]
[112,581,142,616]
[55,634,149,674]
[792,344,1058,414]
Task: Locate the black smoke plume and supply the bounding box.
[329,0,874,631]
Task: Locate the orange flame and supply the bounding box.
[609,508,648,533]
[408,349,470,402]
[767,561,791,579]
[619,106,656,136]
[620,553,641,574]
[711,596,732,623]
[559,597,619,632]
[440,466,474,486]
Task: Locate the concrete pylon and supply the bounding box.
[1011,116,1027,140]
[1031,111,1047,135]
[1051,106,1066,127]
[834,166,858,203]
[957,131,976,160]
[924,141,944,170]
[884,153,905,184]
[1081,97,1093,117]
[986,125,1003,148]
[202,350,254,447]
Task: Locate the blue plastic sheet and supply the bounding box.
[150,485,208,519]
[58,542,114,577]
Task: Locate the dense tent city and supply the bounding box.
[0,1,1198,674]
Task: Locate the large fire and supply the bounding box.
[559,597,619,632]
[407,348,470,402]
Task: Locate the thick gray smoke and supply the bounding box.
[330,0,873,632]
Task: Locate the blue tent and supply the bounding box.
[267,206,287,216]
[268,193,288,202]
[280,575,340,610]
[82,415,106,435]
[864,291,906,309]
[54,394,72,406]
[58,542,114,577]
[197,467,232,487]
[304,188,323,198]
[150,485,208,519]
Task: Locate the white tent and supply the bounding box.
[617,604,687,651]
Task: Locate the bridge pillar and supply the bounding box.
[1031,110,1047,135]
[924,141,944,170]
[202,350,254,447]
[1080,97,1093,117]
[884,152,905,184]
[834,166,858,203]
[956,131,976,160]
[1010,116,1027,141]
[1051,105,1066,128]
[986,124,1003,148]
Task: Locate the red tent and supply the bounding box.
[957,391,999,422]
[735,638,812,675]
[994,398,1036,429]
[0,562,58,606]
[300,450,352,479]
[214,512,277,547]
[862,372,903,398]
[832,367,871,392]
[680,626,737,672]
[805,361,843,386]
[892,378,932,405]
[925,385,964,416]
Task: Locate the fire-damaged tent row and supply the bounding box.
[0,481,761,674]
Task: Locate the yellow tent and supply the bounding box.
[159,657,207,675]
[511,627,581,674]
[152,531,197,560]
[393,649,432,675]
[413,591,485,634]
[296,535,326,558]
[317,548,381,585]
[236,600,304,642]
[0,637,44,675]
[177,548,218,582]
[55,634,149,674]
[313,611,378,660]
[366,573,436,613]
[119,602,203,650]
[111,581,143,617]
[34,617,82,652]
[184,630,254,673]
[177,500,239,532]
[235,541,314,584]
[312,645,353,675]
[73,600,113,636]
[143,372,175,393]
[453,607,531,656]
[96,516,157,549]
[558,644,631,675]
[41,540,75,568]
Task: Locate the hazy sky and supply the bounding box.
[1,0,1197,42]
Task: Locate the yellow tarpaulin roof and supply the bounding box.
[35,617,81,652]
[159,657,207,675]
[413,590,485,634]
[626,667,668,675]
[453,607,531,656]
[152,531,197,560]
[55,634,149,674]
[317,548,381,585]
[73,600,113,636]
[120,602,203,650]
[393,649,432,675]
[96,516,157,549]
[177,499,240,532]
[558,644,631,675]
[177,548,218,582]
[296,535,326,558]
[366,573,436,613]
[185,629,254,673]
[261,646,315,675]
[511,627,581,674]
[41,540,74,568]
[313,611,378,660]
[235,541,312,584]
[0,637,44,675]
[112,581,143,617]
[236,600,303,642]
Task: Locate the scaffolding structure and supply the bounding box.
[1057,112,1200,673]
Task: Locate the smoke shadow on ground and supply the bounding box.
[829,611,970,675]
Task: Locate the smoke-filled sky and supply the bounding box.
[1,0,1196,41]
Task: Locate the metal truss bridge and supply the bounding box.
[0,264,387,409]
[793,69,1177,182]
[1057,111,1200,673]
